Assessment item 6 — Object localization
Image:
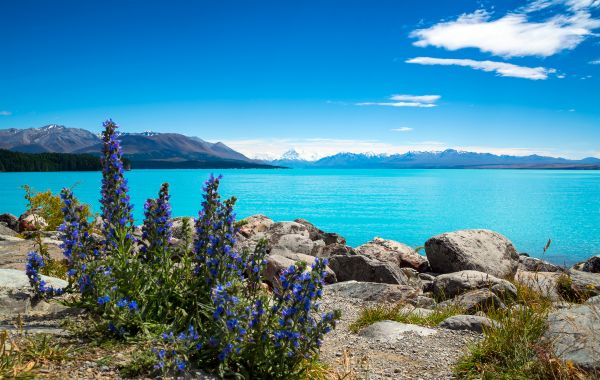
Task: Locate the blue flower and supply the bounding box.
[97,295,110,305]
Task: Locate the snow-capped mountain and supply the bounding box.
[263,149,600,169]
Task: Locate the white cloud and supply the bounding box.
[356,102,436,108]
[222,137,583,160]
[0,111,11,116]
[356,94,441,108]
[406,57,556,80]
[389,94,440,103]
[410,7,600,58]
[391,127,413,132]
[590,59,600,64]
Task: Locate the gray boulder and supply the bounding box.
[238,214,274,238]
[358,320,437,340]
[0,223,18,237]
[545,303,600,371]
[0,269,68,317]
[18,213,48,232]
[320,243,357,258]
[269,251,336,283]
[439,289,505,314]
[171,217,195,240]
[328,254,410,285]
[586,295,600,305]
[518,255,563,272]
[564,269,600,300]
[324,281,420,303]
[294,218,346,245]
[438,315,499,333]
[432,270,517,300]
[271,233,320,256]
[356,237,429,272]
[267,221,310,238]
[577,255,600,274]
[0,213,19,232]
[515,269,562,301]
[263,254,336,286]
[425,229,519,278]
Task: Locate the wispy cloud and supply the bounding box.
[0,111,12,116]
[389,94,440,103]
[406,57,557,80]
[356,94,441,108]
[391,127,413,132]
[410,4,600,58]
[590,59,600,64]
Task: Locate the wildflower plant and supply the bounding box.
[26,119,339,378]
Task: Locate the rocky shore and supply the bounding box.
[1,211,600,378]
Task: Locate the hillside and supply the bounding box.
[0,125,277,169]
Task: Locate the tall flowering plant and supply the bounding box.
[99,119,135,250]
[26,119,339,378]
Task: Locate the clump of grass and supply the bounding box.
[349,303,465,333]
[454,282,583,380]
[555,273,594,303]
[0,330,73,378]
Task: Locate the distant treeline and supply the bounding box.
[0,149,104,172]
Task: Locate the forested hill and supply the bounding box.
[0,149,104,172]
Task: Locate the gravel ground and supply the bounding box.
[320,295,481,380]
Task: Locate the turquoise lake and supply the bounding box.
[1,169,599,265]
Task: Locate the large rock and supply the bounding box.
[0,224,18,237]
[358,320,437,340]
[577,255,600,274]
[438,315,499,333]
[439,289,505,314]
[518,255,563,272]
[328,255,410,285]
[515,269,562,301]
[0,213,19,232]
[545,303,600,371]
[267,221,309,238]
[320,243,357,258]
[564,269,600,299]
[356,237,429,272]
[324,281,420,303]
[432,270,517,300]
[294,218,346,245]
[263,254,336,286]
[425,229,519,278]
[18,213,48,232]
[0,269,68,317]
[271,234,320,256]
[170,217,195,240]
[238,215,274,238]
[269,251,336,283]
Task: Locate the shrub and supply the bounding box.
[26,119,339,378]
[349,303,465,333]
[454,282,581,380]
[22,184,91,231]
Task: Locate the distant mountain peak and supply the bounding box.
[281,148,302,160]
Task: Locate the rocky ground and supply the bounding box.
[1,211,600,378]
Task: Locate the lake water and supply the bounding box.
[1,169,599,265]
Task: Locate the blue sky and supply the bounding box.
[1,0,599,159]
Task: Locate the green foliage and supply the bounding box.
[0,149,103,172]
[22,185,92,231]
[555,273,594,303]
[0,330,72,379]
[349,303,465,333]
[454,282,581,380]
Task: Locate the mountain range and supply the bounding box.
[264,149,600,169]
[2,126,599,170]
[0,125,275,169]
